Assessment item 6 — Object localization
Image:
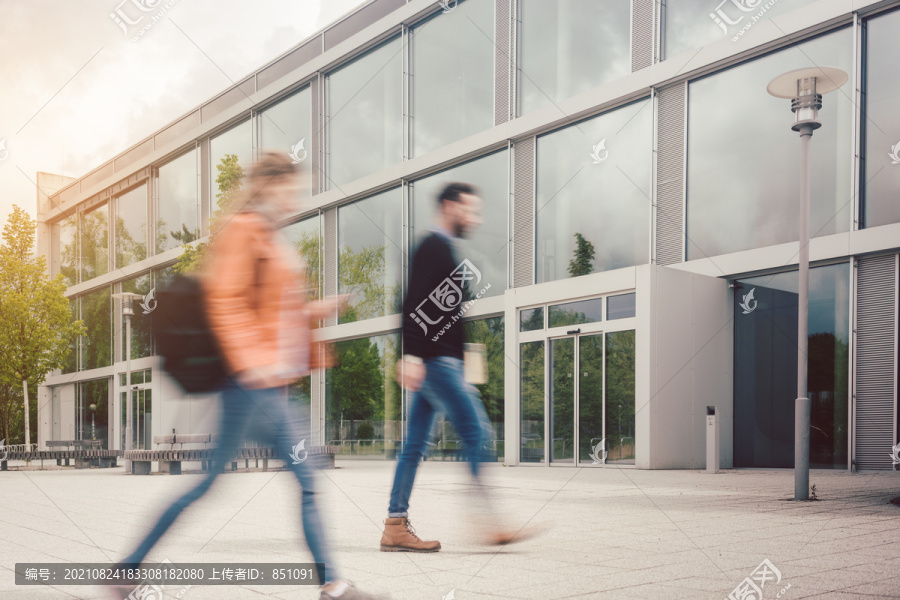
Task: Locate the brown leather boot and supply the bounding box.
[380,517,441,552]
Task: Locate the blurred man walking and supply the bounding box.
[380,183,524,553]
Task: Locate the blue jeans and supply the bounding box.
[121,379,338,583]
[388,356,493,517]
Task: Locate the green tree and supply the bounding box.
[328,330,385,422]
[0,206,86,445]
[174,154,244,275]
[568,232,596,277]
[294,229,321,301]
[338,243,402,322]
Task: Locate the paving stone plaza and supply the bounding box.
[2,461,900,599]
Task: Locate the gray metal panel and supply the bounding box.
[855,254,897,470]
[257,39,323,91]
[512,136,535,288]
[631,0,654,72]
[655,82,685,267]
[323,207,338,327]
[495,0,513,126]
[311,76,323,195]
[324,0,406,51]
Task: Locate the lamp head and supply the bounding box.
[112,292,144,317]
[767,67,848,131]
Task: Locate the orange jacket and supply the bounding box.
[202,211,325,388]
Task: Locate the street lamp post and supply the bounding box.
[112,292,144,473]
[767,66,847,501]
[89,403,96,441]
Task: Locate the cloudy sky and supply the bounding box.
[0,0,367,233]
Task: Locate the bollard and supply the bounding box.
[706,406,719,473]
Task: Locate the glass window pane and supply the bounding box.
[606,330,635,464]
[520,340,545,463]
[412,151,508,297]
[210,121,251,213]
[536,103,651,283]
[520,307,544,332]
[578,333,604,463]
[63,299,78,374]
[79,379,109,448]
[82,286,112,370]
[733,264,849,468]
[153,265,176,290]
[121,273,153,361]
[411,0,494,156]
[518,0,630,116]
[283,215,322,302]
[607,292,636,320]
[862,10,900,228]
[687,29,853,259]
[665,0,819,59]
[325,333,402,458]
[463,316,505,462]
[260,88,312,197]
[54,214,78,287]
[156,149,199,253]
[81,203,109,281]
[548,298,603,328]
[327,38,402,188]
[338,189,402,323]
[550,337,575,462]
[115,184,148,268]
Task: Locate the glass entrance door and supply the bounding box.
[550,337,575,463]
[538,331,635,466]
[550,333,604,464]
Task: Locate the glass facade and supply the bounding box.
[687,29,853,259]
[520,307,544,332]
[548,298,603,328]
[520,340,545,463]
[115,184,148,268]
[156,148,199,253]
[324,333,401,458]
[605,330,635,464]
[120,369,152,451]
[209,120,251,213]
[338,189,402,323]
[77,379,109,448]
[733,263,850,469]
[411,0,494,156]
[518,0,630,116]
[81,203,109,281]
[41,1,897,474]
[63,299,78,374]
[121,273,153,361]
[665,0,818,59]
[607,293,636,320]
[282,215,322,302]
[260,88,312,196]
[54,214,78,287]
[578,333,603,464]
[862,10,900,228]
[463,316,505,462]
[81,286,112,371]
[412,151,508,297]
[327,38,402,188]
[536,102,652,283]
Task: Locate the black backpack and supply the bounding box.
[152,275,229,394]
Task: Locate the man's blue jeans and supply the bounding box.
[120,379,338,583]
[389,356,493,517]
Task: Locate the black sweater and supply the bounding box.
[402,232,471,360]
